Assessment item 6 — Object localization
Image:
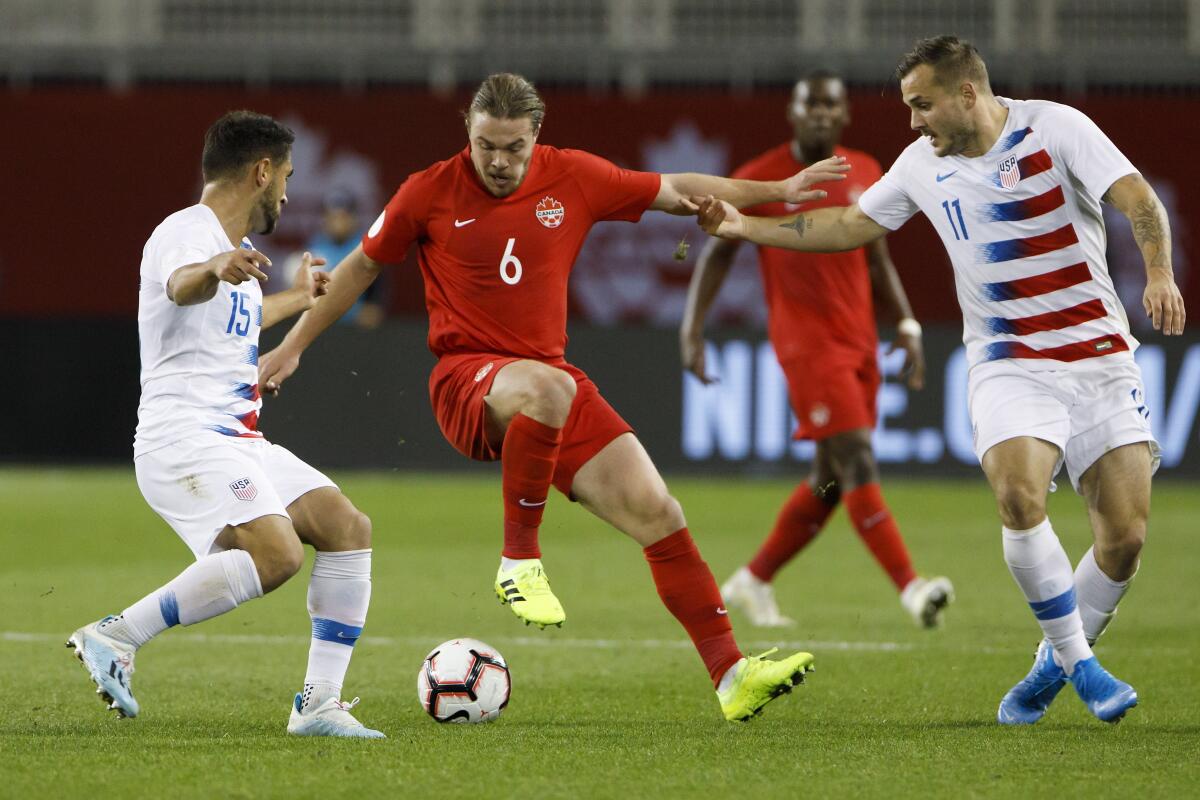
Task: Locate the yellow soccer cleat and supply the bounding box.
[717,648,814,722]
[495,559,566,629]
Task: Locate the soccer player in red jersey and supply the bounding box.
[680,71,954,629]
[259,74,848,720]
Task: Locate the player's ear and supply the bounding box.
[961,82,977,109]
[254,158,270,188]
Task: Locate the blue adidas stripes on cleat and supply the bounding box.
[997,640,1067,725]
[1069,656,1138,723]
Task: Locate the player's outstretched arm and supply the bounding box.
[653,156,851,214]
[867,238,925,391]
[1103,173,1186,335]
[695,197,888,253]
[261,251,330,330]
[259,245,385,394]
[679,236,743,384]
[166,248,271,306]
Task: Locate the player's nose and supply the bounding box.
[910,110,922,131]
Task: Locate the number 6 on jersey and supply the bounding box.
[499,237,523,285]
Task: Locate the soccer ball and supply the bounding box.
[417,638,511,723]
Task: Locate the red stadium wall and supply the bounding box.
[1,86,1196,326]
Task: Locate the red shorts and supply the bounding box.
[780,346,879,441]
[429,353,633,496]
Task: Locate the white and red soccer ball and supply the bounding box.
[417,638,511,723]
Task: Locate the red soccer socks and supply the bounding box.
[844,483,917,591]
[644,528,743,687]
[747,482,838,582]
[501,414,562,560]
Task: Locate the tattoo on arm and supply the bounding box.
[779,215,812,238]
[1131,198,1170,270]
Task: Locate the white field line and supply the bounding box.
[4,630,915,653]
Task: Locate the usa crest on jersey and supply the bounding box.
[998,155,1020,190]
[229,477,258,501]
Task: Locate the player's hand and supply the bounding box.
[291,251,331,307]
[680,327,717,385]
[259,346,300,397]
[889,330,926,391]
[694,195,744,239]
[211,248,271,285]
[782,155,850,205]
[1144,270,1185,335]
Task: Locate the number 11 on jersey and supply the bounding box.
[941,198,969,241]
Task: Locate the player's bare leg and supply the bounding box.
[728,443,837,623]
[827,428,952,627]
[571,433,813,720]
[484,360,575,627]
[68,515,300,718]
[1074,442,1152,644]
[986,437,1137,723]
[284,487,384,738]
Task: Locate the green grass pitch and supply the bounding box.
[2,468,1197,798]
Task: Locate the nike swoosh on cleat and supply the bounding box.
[454,218,476,227]
[518,498,547,507]
[936,171,958,182]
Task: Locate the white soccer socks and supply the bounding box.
[301,549,372,709]
[113,549,264,647]
[1002,519,1092,674]
[1074,545,1134,645]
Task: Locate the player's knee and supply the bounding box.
[1096,524,1145,577]
[344,510,372,550]
[517,365,577,422]
[634,490,684,533]
[832,447,878,490]
[993,480,1047,529]
[255,535,305,592]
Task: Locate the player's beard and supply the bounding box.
[254,194,280,235]
[931,122,973,157]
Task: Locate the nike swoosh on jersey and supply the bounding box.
[518,498,547,508]
[454,218,477,227]
[716,607,729,615]
[936,171,958,182]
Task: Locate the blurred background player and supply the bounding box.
[694,36,1185,725]
[259,73,851,721]
[66,111,384,739]
[286,188,386,329]
[680,70,953,630]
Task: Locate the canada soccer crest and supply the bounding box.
[998,155,1020,190]
[535,196,565,228]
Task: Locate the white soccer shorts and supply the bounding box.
[968,357,1161,492]
[134,432,336,559]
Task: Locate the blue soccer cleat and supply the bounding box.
[66,616,140,718]
[1069,656,1138,723]
[997,640,1067,725]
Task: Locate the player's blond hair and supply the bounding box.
[465,73,546,133]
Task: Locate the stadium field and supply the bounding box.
[2,468,1197,798]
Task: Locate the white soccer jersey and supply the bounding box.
[859,97,1140,371]
[135,204,264,457]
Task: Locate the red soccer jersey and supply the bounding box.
[734,143,883,363]
[363,145,661,359]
